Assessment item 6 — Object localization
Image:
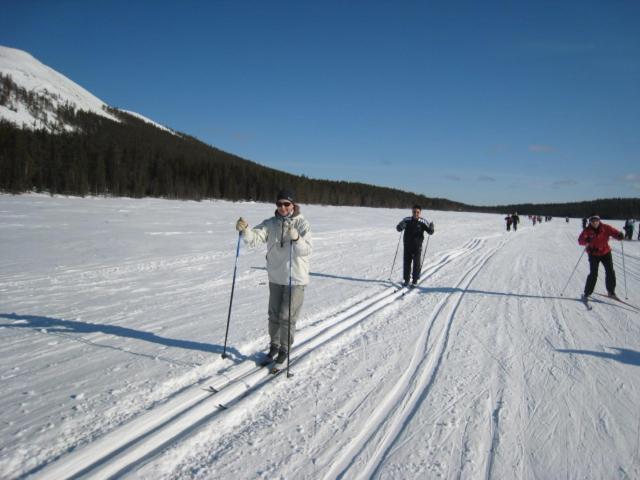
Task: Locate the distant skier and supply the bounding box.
[235,190,312,372]
[582,217,588,229]
[578,215,624,300]
[505,215,513,231]
[511,212,520,231]
[396,205,434,287]
[624,219,635,240]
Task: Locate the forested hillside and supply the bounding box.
[0,72,465,209]
[1,72,637,216]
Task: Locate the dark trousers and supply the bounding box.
[403,248,422,283]
[584,252,616,296]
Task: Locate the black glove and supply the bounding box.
[618,232,625,240]
[427,222,435,235]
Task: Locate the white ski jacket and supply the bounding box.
[242,207,312,286]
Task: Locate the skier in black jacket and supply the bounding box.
[396,205,435,286]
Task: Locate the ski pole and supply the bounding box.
[389,231,402,281]
[420,234,431,273]
[287,240,294,378]
[221,232,241,359]
[621,240,628,299]
[560,249,586,297]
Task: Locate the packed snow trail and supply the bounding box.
[161,217,639,479]
[1,195,639,479]
[31,238,485,479]
[324,239,508,479]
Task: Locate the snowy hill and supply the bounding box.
[1,193,639,479]
[0,45,171,134]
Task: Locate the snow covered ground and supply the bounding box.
[1,193,639,479]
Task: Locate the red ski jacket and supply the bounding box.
[578,223,623,256]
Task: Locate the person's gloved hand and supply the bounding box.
[427,221,435,235]
[284,223,299,241]
[618,232,625,240]
[236,217,248,233]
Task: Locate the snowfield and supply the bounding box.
[1,194,639,479]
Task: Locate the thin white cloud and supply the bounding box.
[478,175,496,182]
[622,173,640,191]
[529,144,555,153]
[552,179,579,188]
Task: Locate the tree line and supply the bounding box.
[1,71,638,216]
[0,73,466,209]
[477,198,640,221]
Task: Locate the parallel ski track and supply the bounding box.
[324,239,507,480]
[32,238,487,480]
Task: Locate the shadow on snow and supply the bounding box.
[411,286,636,312]
[555,347,640,367]
[0,312,247,363]
[251,266,395,287]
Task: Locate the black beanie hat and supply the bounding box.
[276,189,295,203]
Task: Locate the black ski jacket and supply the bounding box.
[396,217,434,252]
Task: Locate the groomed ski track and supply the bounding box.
[33,237,495,479]
[3,196,639,479]
[324,239,507,479]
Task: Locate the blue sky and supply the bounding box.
[2,0,639,206]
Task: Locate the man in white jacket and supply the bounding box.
[235,190,312,370]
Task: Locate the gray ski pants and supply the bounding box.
[268,282,305,351]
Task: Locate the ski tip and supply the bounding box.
[218,403,229,410]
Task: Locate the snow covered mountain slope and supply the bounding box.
[0,45,172,134]
[0,46,119,130]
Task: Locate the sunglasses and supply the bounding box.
[276,201,292,207]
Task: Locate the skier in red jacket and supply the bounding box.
[578,215,624,300]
